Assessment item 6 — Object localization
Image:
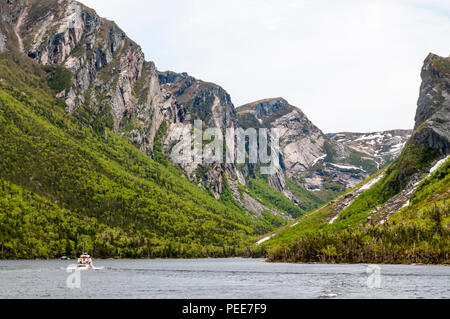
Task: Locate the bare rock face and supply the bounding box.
[0,0,27,52]
[159,71,237,129]
[0,31,5,52]
[2,1,181,157]
[372,54,450,221]
[314,53,450,229]
[157,71,244,199]
[0,0,182,155]
[242,98,327,178]
[413,53,450,156]
[236,98,411,196]
[237,98,327,197]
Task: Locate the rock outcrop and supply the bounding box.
[413,53,450,156]
[0,31,5,52]
[238,98,327,178]
[0,0,180,155]
[236,98,410,197]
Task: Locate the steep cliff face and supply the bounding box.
[0,0,25,52]
[238,98,327,178]
[157,71,251,201]
[0,1,225,195]
[0,0,183,156]
[366,54,450,223]
[0,31,5,52]
[236,98,407,200]
[413,53,450,155]
[237,98,326,200]
[158,71,237,128]
[22,0,184,154]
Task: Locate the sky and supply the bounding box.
[81,0,450,133]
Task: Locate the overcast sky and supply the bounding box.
[81,0,449,133]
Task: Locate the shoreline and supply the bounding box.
[1,257,449,266]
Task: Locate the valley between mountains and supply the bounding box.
[0,0,448,263]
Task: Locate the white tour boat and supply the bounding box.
[67,253,104,271]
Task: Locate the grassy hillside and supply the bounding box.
[260,139,449,264]
[244,178,304,218]
[267,158,449,264]
[0,54,279,259]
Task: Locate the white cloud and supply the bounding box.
[80,0,450,133]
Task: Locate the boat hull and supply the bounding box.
[66,266,104,271]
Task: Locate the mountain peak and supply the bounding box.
[244,97,288,105]
[236,97,304,121]
[413,53,450,155]
[239,97,289,109]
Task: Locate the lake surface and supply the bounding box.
[0,259,449,299]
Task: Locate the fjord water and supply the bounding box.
[0,259,448,299]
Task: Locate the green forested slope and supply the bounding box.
[267,158,449,264]
[0,54,274,259]
[262,140,449,264]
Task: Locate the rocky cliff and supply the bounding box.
[0,0,181,156]
[157,71,244,199]
[236,99,411,202]
[413,53,450,155]
[238,98,327,178]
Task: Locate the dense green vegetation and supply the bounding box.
[0,54,280,259]
[285,178,326,213]
[219,174,242,211]
[43,65,73,93]
[260,210,288,229]
[0,50,447,263]
[346,150,378,174]
[0,177,139,259]
[268,204,449,264]
[245,178,304,218]
[152,119,170,167]
[432,57,450,76]
[254,54,449,264]
[323,141,337,163]
[321,140,438,231]
[236,112,262,130]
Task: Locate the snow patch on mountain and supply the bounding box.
[429,156,449,176]
[329,163,366,172]
[360,174,384,191]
